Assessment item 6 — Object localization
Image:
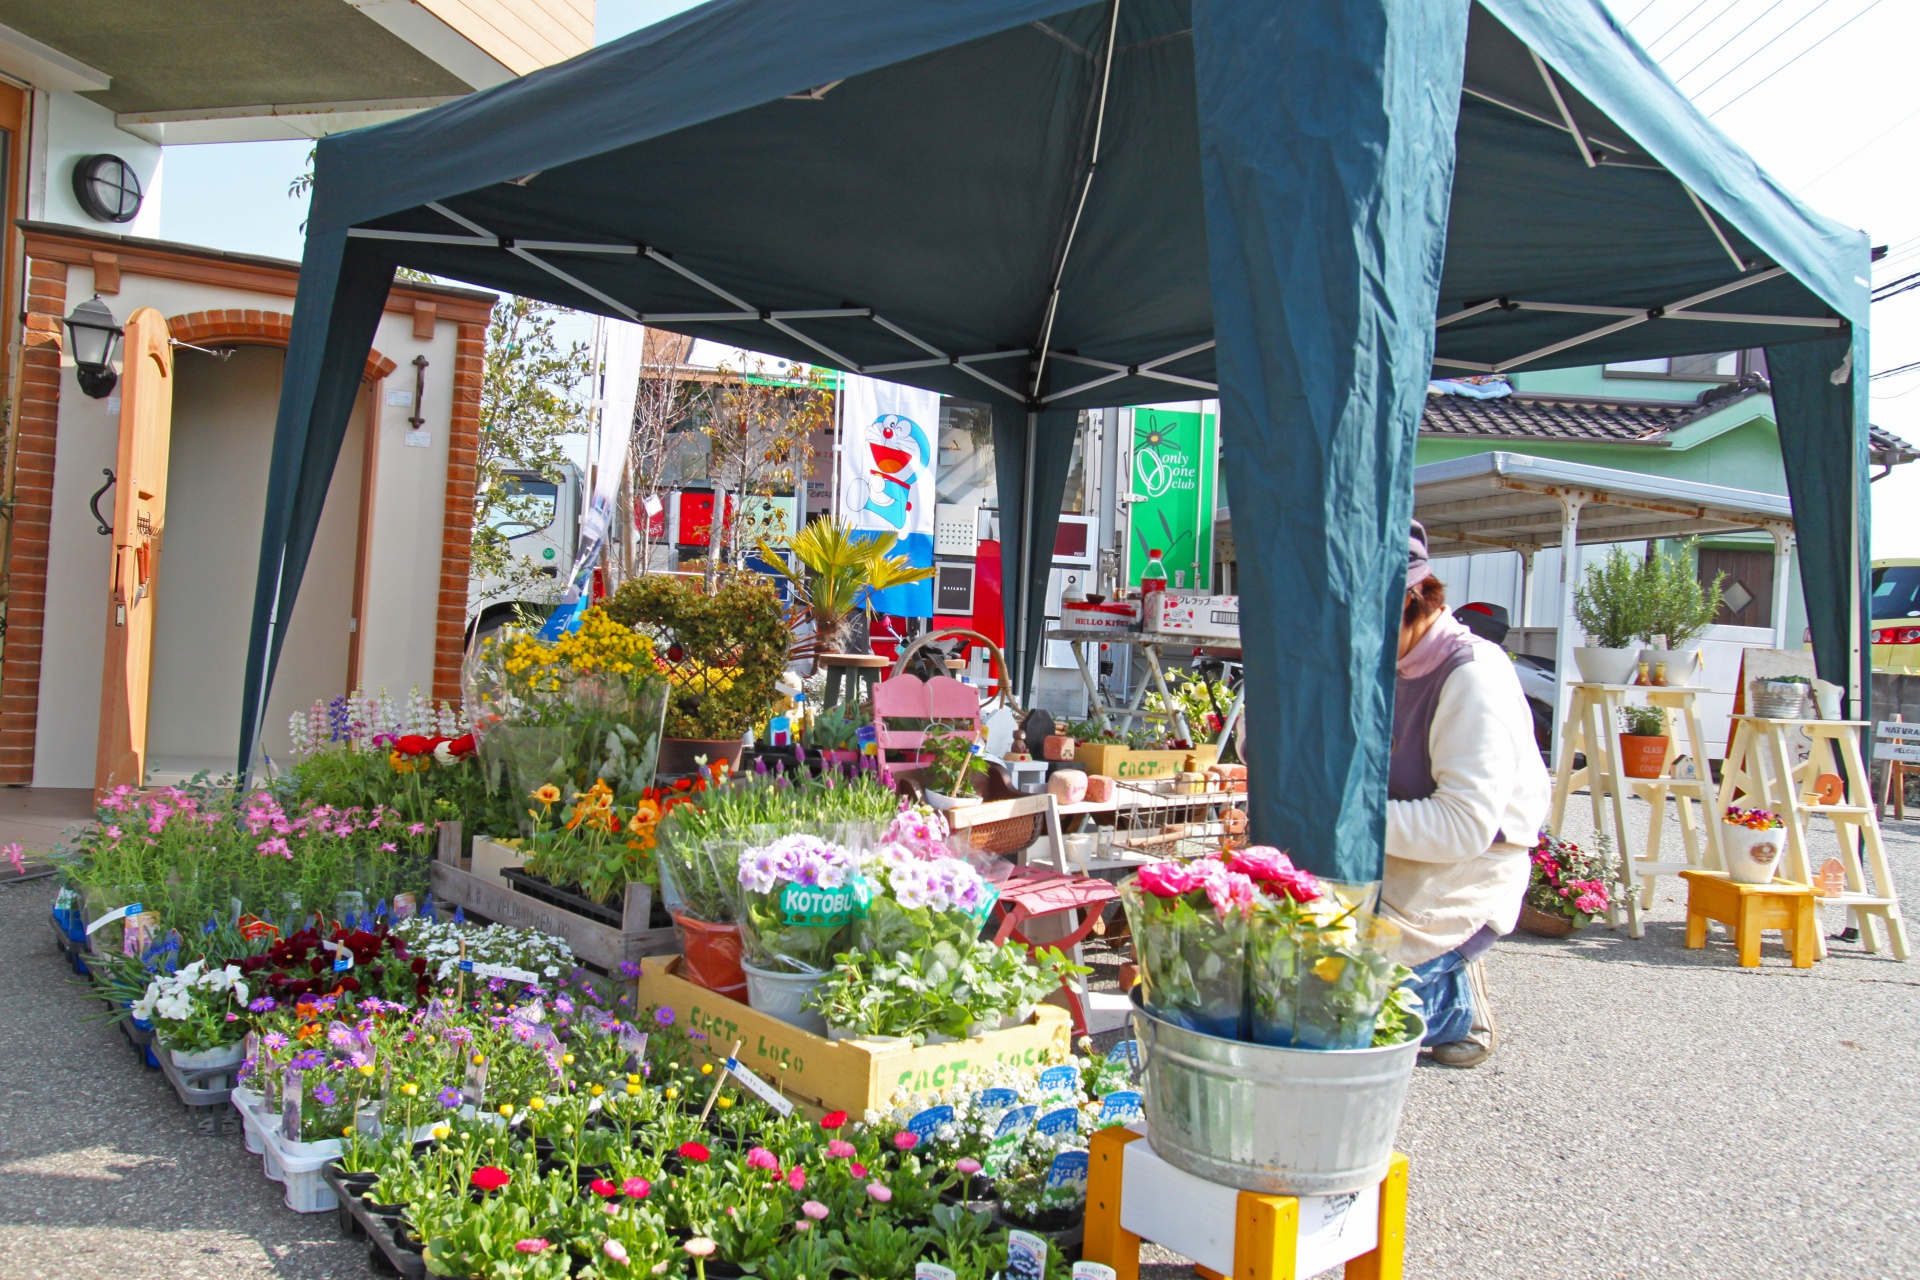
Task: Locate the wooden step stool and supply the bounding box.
[1084,1127,1408,1280]
[1681,870,1816,968]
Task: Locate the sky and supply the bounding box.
[153,0,1920,548]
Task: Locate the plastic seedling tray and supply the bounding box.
[156,1049,241,1135]
[324,1164,426,1280]
[233,1093,342,1213]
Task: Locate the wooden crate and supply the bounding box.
[429,833,677,972]
[1075,742,1220,781]
[633,955,1072,1117]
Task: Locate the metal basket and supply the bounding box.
[1751,681,1806,720]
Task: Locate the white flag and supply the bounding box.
[836,373,938,616]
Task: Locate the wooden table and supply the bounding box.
[817,652,890,709]
[1681,870,1816,968]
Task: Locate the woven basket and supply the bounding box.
[1518,904,1579,937]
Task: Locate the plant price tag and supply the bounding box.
[1046,1150,1090,1190]
[86,902,143,935]
[1106,1039,1140,1070]
[980,1131,1025,1179]
[907,1105,954,1139]
[618,1025,649,1072]
[916,1265,957,1280]
[471,962,539,983]
[1036,1107,1079,1137]
[462,1055,488,1106]
[1037,1064,1079,1094]
[1005,1230,1048,1280]
[281,1066,303,1141]
[975,1087,1020,1110]
[994,1104,1038,1138]
[778,883,856,927]
[323,939,354,972]
[1097,1091,1142,1124]
[1072,1263,1117,1280]
[724,1056,795,1117]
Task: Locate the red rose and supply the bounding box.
[447,733,476,757]
[820,1111,849,1130]
[470,1166,512,1192]
[677,1141,711,1162]
[396,735,434,756]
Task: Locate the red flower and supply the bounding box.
[447,732,476,757]
[678,1141,711,1162]
[820,1110,848,1130]
[589,1178,618,1197]
[470,1166,512,1192]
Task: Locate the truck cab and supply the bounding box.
[467,464,582,643]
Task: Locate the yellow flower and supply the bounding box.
[589,1084,604,1097]
[625,1082,640,1096]
[700,1062,713,1075]
[357,1063,376,1077]
[498,1103,514,1117]
[471,1053,486,1065]
[431,1124,451,1140]
[561,1053,574,1066]
[664,1086,679,1101]
[630,800,660,829]
[344,1126,355,1137]
[716,1094,734,1109]
[527,1096,546,1112]
[400,1082,418,1096]
[1311,956,1347,983]
[533,784,562,806]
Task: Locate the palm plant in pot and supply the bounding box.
[1617,704,1670,779]
[759,518,933,659]
[1638,540,1725,686]
[1572,546,1649,686]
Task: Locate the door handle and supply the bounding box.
[89,469,115,536]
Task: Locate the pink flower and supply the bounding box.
[622,1177,651,1199]
[2,843,23,876]
[849,1162,868,1179]
[1204,867,1258,916]
[603,1240,630,1264]
[684,1238,716,1259]
[409,823,428,836]
[746,1146,779,1171]
[256,837,291,859]
[893,1130,919,1151]
[801,1200,829,1220]
[1136,861,1201,898]
[1227,846,1293,882]
[956,1158,981,1175]
[826,1139,855,1159]
[513,1239,550,1254]
[787,1167,806,1191]
[104,825,123,840]
[865,1182,892,1203]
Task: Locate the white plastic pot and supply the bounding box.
[742,961,827,1035]
[1638,645,1702,686]
[1573,647,1640,686]
[925,790,983,813]
[168,1042,246,1072]
[1724,827,1786,884]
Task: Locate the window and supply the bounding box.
[486,474,558,538]
[1603,352,1741,381]
[936,399,996,508]
[1871,564,1920,620]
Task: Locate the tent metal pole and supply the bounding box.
[1518,547,1535,629]
[1019,411,1036,702]
[1530,50,1595,168]
[1552,495,1584,758]
[241,551,288,789]
[1768,526,1795,649]
[1682,185,1747,273]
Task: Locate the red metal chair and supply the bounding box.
[990,866,1119,1036]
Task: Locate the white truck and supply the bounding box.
[466,463,583,643]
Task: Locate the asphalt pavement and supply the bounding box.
[3,792,1916,1279]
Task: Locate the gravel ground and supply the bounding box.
[4,794,1917,1278]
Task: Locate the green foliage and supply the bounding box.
[761,518,935,657]
[1640,539,1725,647]
[604,574,787,738]
[1620,705,1667,737]
[804,704,863,751]
[924,725,987,797]
[1573,545,1650,649]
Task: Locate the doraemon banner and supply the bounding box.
[837,373,937,617]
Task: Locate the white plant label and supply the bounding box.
[917,1265,957,1280]
[471,962,539,984]
[323,939,354,972]
[87,902,142,935]
[723,1056,794,1116]
[1073,1264,1117,1280]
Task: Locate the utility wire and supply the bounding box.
[1670,0,1794,83]
[1688,0,1839,101]
[1874,275,1920,304]
[1644,0,1714,52]
[1661,0,1746,65]
[1707,0,1885,115]
[1795,102,1920,192]
[1869,359,1920,381]
[1624,0,1666,23]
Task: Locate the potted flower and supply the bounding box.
[758,518,934,659]
[1637,540,1724,685]
[1618,705,1669,779]
[1519,830,1613,936]
[806,705,863,765]
[1721,806,1787,883]
[1572,546,1650,685]
[1752,675,1810,720]
[923,726,987,811]
[131,959,252,1072]
[735,834,859,1029]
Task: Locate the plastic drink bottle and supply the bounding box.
[1140,548,1168,601]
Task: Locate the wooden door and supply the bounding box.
[1699,548,1773,629]
[95,308,173,793]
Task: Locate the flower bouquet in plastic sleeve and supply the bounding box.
[1119,859,1256,1038]
[850,843,998,955]
[735,834,859,974]
[1290,903,1405,1050]
[1226,847,1326,1047]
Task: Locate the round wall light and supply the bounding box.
[72,154,143,224]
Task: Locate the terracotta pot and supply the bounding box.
[1619,734,1669,779]
[657,737,746,776]
[671,910,748,1002]
[1518,904,1579,937]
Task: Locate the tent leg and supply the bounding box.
[1553,496,1584,761]
[1519,547,1535,633]
[1018,410,1037,704]
[1769,527,1796,650]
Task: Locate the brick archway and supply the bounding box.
[166,309,398,382]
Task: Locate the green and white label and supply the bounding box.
[779,883,855,927]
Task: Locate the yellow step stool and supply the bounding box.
[1083,1127,1409,1280]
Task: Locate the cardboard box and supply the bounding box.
[1145,593,1240,641]
[633,955,1072,1117]
[1060,599,1141,634]
[1075,742,1221,781]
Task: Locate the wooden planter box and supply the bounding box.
[429,832,677,972]
[632,955,1072,1117]
[1075,742,1220,781]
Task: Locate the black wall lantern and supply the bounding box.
[64,295,123,399]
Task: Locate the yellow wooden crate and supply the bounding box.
[633,955,1072,1117]
[1076,742,1220,781]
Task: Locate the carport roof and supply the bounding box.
[1413,449,1792,556]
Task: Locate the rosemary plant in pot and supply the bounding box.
[1638,540,1724,685]
[1572,546,1649,686]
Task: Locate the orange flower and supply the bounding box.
[630,799,660,828]
[532,784,562,807]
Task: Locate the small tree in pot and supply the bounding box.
[1638,539,1725,684]
[1573,546,1650,684]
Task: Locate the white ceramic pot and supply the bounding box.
[1813,683,1844,719]
[1638,645,1702,686]
[1573,646,1640,686]
[169,1042,246,1072]
[1724,827,1786,884]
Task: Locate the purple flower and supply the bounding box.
[654,1007,675,1027]
[247,997,278,1013]
[262,1031,289,1052]
[312,1082,337,1106]
[327,1026,356,1049]
[288,1049,325,1072]
[554,996,574,1016]
[619,961,642,979]
[438,1087,462,1108]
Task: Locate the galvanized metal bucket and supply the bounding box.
[1132,993,1422,1195]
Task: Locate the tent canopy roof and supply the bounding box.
[307,0,1868,413]
[1414,449,1793,557]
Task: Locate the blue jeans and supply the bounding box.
[1405,929,1494,1046]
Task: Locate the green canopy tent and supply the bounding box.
[249,0,1869,882]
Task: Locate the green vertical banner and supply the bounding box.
[1126,406,1217,591]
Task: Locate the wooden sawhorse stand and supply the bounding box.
[1550,683,1722,938]
[1085,1128,1407,1280]
[1717,715,1910,961]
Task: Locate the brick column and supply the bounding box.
[0,258,69,784]
[433,320,485,701]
